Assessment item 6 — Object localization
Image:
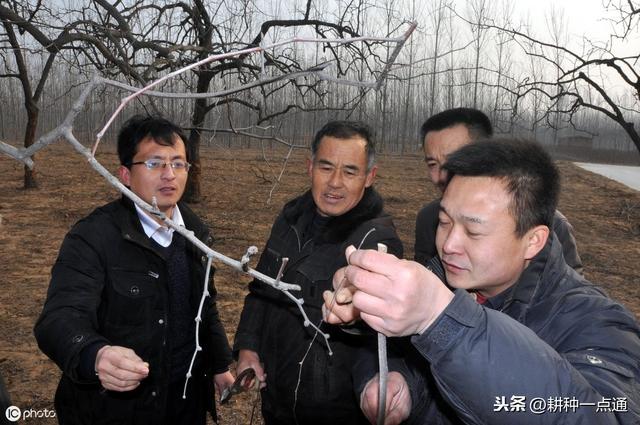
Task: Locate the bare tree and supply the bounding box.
[493,0,640,153]
[465,0,492,109]
[427,0,449,117]
[0,1,81,188]
[545,4,568,145]
[488,0,514,132]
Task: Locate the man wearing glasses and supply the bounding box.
[35,115,234,425]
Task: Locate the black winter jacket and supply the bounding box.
[355,234,640,424]
[34,197,232,425]
[234,187,403,425]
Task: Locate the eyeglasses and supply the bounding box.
[129,159,191,172]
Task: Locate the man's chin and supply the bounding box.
[155,200,178,214]
[445,277,473,291]
[316,204,346,217]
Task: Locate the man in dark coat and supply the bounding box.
[325,139,640,424]
[414,108,583,273]
[233,121,403,425]
[34,116,233,425]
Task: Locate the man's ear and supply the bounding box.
[118,165,131,187]
[364,165,378,188]
[523,225,550,260]
[306,157,313,178]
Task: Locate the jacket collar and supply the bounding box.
[485,233,568,320]
[282,187,384,244]
[114,196,210,253]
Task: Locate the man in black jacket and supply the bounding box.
[34,116,233,425]
[325,139,640,424]
[233,121,403,424]
[414,108,582,273]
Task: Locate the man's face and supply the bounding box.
[436,175,543,297]
[119,135,188,217]
[423,124,472,193]
[308,135,377,217]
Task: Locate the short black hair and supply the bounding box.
[117,115,188,167]
[311,120,375,171]
[420,108,493,144]
[442,138,559,237]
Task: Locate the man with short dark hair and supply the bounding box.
[324,139,640,424]
[415,108,582,273]
[35,115,234,425]
[234,120,403,424]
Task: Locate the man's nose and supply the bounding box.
[441,226,462,255]
[161,164,177,179]
[328,169,343,187]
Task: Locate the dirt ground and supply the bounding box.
[1,142,639,424]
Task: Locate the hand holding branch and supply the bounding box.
[323,246,455,336]
[360,372,411,425]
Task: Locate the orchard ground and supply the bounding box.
[1,142,639,424]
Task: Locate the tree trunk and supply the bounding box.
[23,102,38,189]
[184,105,204,203]
[183,74,213,203]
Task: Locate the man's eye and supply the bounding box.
[466,230,482,238]
[172,161,187,169]
[146,160,163,169]
[427,162,437,169]
[437,218,450,227]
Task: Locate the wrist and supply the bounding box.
[95,345,112,370]
[78,342,107,380]
[417,287,455,334]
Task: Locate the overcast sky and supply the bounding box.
[512,0,638,55]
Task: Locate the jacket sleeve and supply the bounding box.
[34,222,110,383]
[408,290,640,425]
[233,280,269,356]
[203,266,233,374]
[552,210,583,274]
[232,222,284,357]
[414,201,440,266]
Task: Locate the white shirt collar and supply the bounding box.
[134,203,185,247]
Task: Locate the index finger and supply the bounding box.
[347,248,401,278]
[343,250,402,299]
[114,355,149,376]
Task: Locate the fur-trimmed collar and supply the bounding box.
[282,187,384,244]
